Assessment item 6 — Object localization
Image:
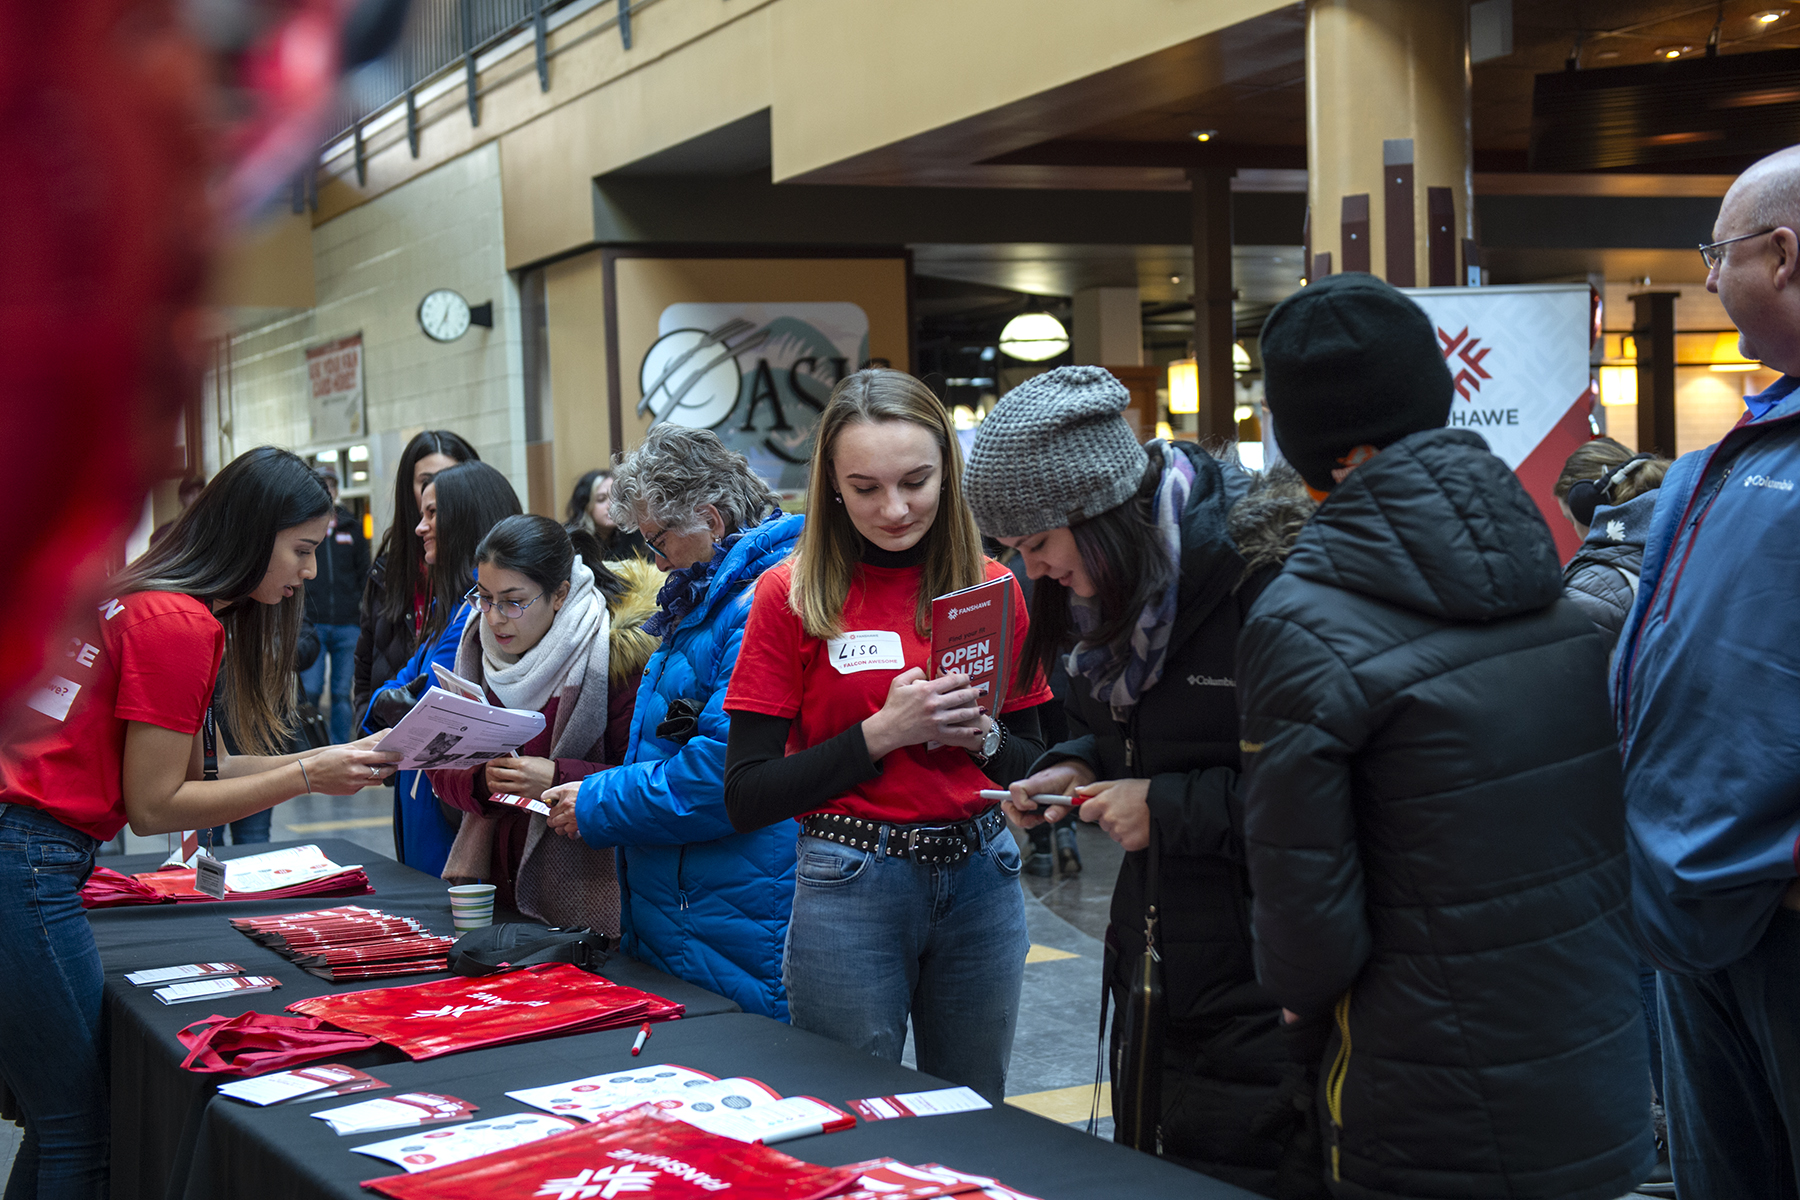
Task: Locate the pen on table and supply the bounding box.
[631,1022,651,1056]
[979,789,1078,805]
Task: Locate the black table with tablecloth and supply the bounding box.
[88,840,738,1200]
[87,839,1255,1200]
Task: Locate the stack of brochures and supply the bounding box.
[231,905,454,981]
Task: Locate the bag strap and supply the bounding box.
[202,706,218,782]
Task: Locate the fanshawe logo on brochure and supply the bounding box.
[929,577,1014,715]
[535,1164,664,1198]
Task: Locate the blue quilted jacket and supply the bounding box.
[575,513,803,1018]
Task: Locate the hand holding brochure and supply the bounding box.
[375,687,546,771]
[930,578,1015,717]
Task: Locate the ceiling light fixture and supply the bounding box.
[1190,129,1218,142]
[1755,9,1789,24]
[1655,44,1693,58]
[997,312,1070,363]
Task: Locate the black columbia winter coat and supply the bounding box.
[1041,444,1321,1197]
[305,505,371,627]
[352,555,417,722]
[1236,429,1653,1200]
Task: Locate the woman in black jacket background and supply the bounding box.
[353,430,479,719]
[965,366,1324,1199]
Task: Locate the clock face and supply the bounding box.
[419,289,472,342]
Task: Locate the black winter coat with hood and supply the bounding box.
[1039,443,1323,1198]
[352,555,417,722]
[1236,429,1653,1200]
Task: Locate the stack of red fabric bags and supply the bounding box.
[78,866,164,908]
[231,906,455,981]
[287,963,684,1059]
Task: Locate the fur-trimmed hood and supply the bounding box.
[605,556,664,684]
[1227,461,1317,585]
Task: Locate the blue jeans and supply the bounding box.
[1657,906,1800,1200]
[783,814,1027,1103]
[0,804,106,1199]
[299,622,358,745]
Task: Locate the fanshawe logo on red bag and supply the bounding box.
[288,964,683,1060]
[361,1106,861,1200]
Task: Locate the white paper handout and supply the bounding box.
[312,1093,477,1136]
[374,687,546,771]
[349,1113,579,1173]
[847,1086,991,1121]
[124,963,243,986]
[223,844,362,893]
[431,663,486,701]
[217,1064,382,1107]
[506,1065,719,1122]
[153,976,281,1005]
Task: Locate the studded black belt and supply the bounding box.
[800,806,1006,865]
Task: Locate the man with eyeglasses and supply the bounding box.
[1614,145,1800,1200]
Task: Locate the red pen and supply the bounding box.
[631,1022,652,1056]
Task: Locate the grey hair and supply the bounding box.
[1738,145,1800,230]
[610,424,777,535]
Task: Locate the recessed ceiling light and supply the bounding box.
[1190,130,1218,142]
[1595,49,1620,58]
[1656,44,1693,58]
[1755,9,1788,24]
[1170,274,1182,284]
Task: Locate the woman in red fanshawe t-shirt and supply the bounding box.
[723,369,1053,1103]
[0,447,399,1197]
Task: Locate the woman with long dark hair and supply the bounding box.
[353,430,479,719]
[720,369,1052,1101]
[0,447,398,1196]
[564,468,648,561]
[965,367,1324,1197]
[428,516,660,923]
[363,460,521,875]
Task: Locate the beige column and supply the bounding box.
[1306,0,1472,287]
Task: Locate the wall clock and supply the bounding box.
[418,290,493,342]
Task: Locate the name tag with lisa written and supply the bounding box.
[828,630,905,674]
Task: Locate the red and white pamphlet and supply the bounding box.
[506,1066,719,1121]
[124,962,243,987]
[350,1113,580,1173]
[506,1067,851,1145]
[359,1105,862,1200]
[846,1086,991,1121]
[313,1092,477,1136]
[930,577,1015,715]
[216,1063,386,1106]
[491,793,552,817]
[231,905,450,982]
[153,976,281,1005]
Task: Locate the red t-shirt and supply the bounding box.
[1,591,224,840]
[725,557,1052,825]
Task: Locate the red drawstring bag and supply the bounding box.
[79,866,167,908]
[287,963,683,1061]
[177,1012,381,1076]
[362,1105,862,1199]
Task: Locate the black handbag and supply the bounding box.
[295,702,332,750]
[449,923,614,977]
[1106,827,1166,1153]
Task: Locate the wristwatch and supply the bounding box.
[975,717,1005,766]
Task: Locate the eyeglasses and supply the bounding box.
[1700,228,1777,269]
[642,524,674,559]
[463,587,545,620]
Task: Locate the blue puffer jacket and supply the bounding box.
[575,513,803,1018]
[1615,375,1800,973]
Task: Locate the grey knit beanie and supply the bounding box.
[964,365,1148,538]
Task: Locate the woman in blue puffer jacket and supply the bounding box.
[547,426,801,1019]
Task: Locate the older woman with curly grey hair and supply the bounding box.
[545,425,803,1018]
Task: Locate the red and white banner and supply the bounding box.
[1403,284,1595,560]
[305,333,365,441]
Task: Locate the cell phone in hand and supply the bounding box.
[979,789,1082,808]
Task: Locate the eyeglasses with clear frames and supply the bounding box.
[1700,228,1777,269]
[463,586,545,620]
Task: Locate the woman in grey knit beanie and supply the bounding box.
[963,365,1326,1197]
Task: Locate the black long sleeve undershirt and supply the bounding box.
[723,703,1048,833]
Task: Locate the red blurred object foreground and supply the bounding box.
[79,864,373,907]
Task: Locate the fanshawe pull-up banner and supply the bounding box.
[1402,284,1596,561]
